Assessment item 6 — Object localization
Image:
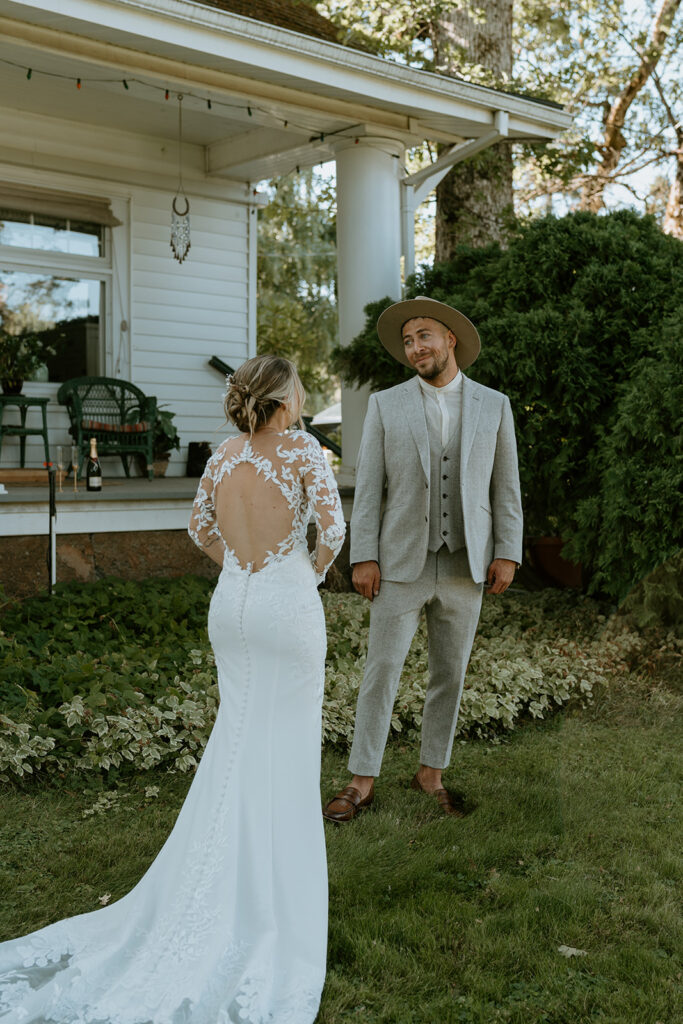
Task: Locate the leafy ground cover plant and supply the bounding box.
[1,577,665,782]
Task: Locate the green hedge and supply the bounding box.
[332,212,683,600]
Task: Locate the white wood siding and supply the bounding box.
[130,189,250,473]
[1,185,251,480]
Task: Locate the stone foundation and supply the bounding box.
[0,527,353,601]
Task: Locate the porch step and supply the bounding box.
[0,468,50,484]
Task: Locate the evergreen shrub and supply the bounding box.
[332,211,683,600]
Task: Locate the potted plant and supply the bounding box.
[0,329,54,394]
[152,407,181,477]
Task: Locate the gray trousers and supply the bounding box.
[348,547,484,776]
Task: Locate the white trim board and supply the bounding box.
[0,499,193,536]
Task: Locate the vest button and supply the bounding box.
[442,475,448,480]
[442,493,447,499]
[443,530,449,535]
[443,512,448,517]
[425,482,428,489]
[442,455,449,461]
[424,515,428,522]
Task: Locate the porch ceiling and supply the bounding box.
[0,0,572,182]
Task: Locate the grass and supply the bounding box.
[1,665,681,1023]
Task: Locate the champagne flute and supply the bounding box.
[71,445,79,492]
[56,446,64,493]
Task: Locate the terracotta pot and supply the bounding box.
[527,536,582,588]
[1,378,23,395]
[153,457,169,478]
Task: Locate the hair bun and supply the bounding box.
[223,354,305,436]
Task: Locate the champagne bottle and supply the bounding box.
[86,437,102,491]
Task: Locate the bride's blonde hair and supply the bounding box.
[224,354,306,435]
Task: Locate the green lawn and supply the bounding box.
[1,667,680,1023]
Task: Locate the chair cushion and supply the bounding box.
[81,419,150,433]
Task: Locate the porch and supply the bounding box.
[0,473,356,598]
[0,0,570,485]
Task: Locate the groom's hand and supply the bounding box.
[352,561,381,601]
[486,558,516,595]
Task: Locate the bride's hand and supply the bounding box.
[352,561,381,601]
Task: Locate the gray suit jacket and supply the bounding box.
[350,374,523,584]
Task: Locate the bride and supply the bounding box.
[0,354,346,1023]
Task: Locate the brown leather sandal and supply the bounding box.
[410,773,465,818]
[322,783,374,823]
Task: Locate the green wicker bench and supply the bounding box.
[57,376,157,480]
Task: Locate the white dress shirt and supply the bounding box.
[418,370,463,447]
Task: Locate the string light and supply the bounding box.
[0,56,363,149]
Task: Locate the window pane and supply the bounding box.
[0,271,103,382]
[0,211,103,256]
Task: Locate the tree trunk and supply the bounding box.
[663,145,683,239]
[581,0,682,212]
[432,1,513,260]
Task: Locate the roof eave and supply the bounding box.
[7,0,571,141]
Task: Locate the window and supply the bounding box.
[0,197,114,384]
[0,211,104,257]
[0,269,104,382]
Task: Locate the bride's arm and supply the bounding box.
[302,437,346,585]
[188,452,227,568]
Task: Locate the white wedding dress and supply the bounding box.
[0,429,346,1024]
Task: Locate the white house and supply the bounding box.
[0,0,570,563]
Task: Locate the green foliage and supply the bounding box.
[332,211,683,599]
[0,328,56,381]
[0,575,214,712]
[257,170,338,412]
[617,549,683,631]
[152,407,181,457]
[564,317,683,598]
[0,576,651,781]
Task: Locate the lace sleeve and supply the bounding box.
[301,437,346,585]
[188,450,226,567]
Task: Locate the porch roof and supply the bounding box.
[0,0,571,182]
[191,0,343,45]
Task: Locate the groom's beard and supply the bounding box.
[416,347,450,380]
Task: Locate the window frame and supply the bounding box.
[0,221,114,394]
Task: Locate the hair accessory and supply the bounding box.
[225,375,251,399]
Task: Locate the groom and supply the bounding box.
[323,296,523,821]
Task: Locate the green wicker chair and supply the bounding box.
[57,377,157,480]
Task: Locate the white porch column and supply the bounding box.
[334,137,403,484]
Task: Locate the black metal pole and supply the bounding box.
[46,461,56,594]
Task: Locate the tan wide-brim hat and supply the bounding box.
[377,295,481,370]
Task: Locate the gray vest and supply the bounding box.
[427,405,465,553]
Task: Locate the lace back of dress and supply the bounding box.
[213,439,301,572]
[188,429,346,584]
